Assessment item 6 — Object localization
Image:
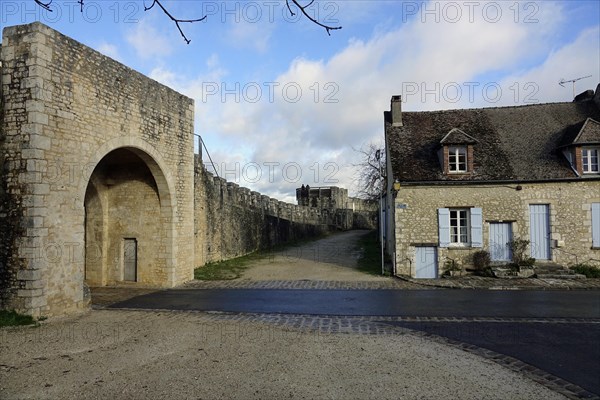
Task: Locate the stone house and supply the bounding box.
[383,88,600,278]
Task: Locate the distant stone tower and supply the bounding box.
[295,185,378,230]
[296,185,348,209]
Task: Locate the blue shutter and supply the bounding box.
[592,203,600,248]
[438,208,450,248]
[470,207,483,248]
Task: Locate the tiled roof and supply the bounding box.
[439,128,478,145]
[572,118,600,144]
[386,100,600,182]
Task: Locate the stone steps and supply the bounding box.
[491,263,587,279]
[534,263,586,279]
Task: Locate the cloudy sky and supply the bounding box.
[2,0,599,202]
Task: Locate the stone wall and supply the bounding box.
[194,159,330,266]
[0,22,195,317]
[295,185,378,230]
[393,181,600,276]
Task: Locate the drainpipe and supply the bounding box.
[377,150,384,275]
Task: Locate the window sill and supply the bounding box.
[448,246,473,250]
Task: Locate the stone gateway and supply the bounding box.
[0,23,371,317]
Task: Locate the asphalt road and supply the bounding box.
[110,289,600,319]
[111,288,600,395]
[382,320,600,396]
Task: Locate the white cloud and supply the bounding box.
[495,26,600,105]
[140,1,599,202]
[95,42,122,62]
[226,20,272,53]
[126,20,173,59]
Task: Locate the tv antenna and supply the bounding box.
[559,75,592,99]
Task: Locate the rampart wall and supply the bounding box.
[194,158,331,266]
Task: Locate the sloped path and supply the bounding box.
[236,229,392,282]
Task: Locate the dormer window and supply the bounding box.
[448,146,467,173]
[439,128,477,176]
[582,147,599,173]
[559,118,600,176]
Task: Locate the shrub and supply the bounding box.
[472,250,491,270]
[508,238,533,265]
[442,258,462,276]
[570,263,600,278]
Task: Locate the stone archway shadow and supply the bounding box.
[82,137,178,288]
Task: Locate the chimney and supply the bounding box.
[594,83,600,109]
[391,95,402,127]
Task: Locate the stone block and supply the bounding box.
[28,295,48,308]
[18,289,44,298]
[28,112,49,126]
[21,149,46,159]
[17,269,43,281]
[31,183,50,195]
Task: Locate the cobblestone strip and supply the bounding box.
[398,276,600,291]
[181,277,600,291]
[180,279,431,290]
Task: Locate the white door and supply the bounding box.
[415,247,437,278]
[489,223,513,262]
[529,204,551,260]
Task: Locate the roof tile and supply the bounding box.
[386,100,600,182]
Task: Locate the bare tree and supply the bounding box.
[34,0,342,44]
[352,142,386,200]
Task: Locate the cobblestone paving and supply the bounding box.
[398,276,600,290]
[180,279,429,290]
[180,277,600,290]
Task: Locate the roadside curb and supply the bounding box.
[395,276,600,291]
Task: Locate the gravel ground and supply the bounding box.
[238,230,392,282]
[0,310,566,400]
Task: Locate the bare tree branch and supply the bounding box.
[287,0,342,36]
[34,0,341,43]
[34,0,52,12]
[352,143,386,200]
[143,0,206,45]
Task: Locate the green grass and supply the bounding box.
[0,310,37,328]
[570,263,600,278]
[194,252,266,280]
[356,230,389,276]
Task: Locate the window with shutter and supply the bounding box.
[438,207,482,248]
[438,208,450,248]
[592,203,600,248]
[470,208,483,248]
